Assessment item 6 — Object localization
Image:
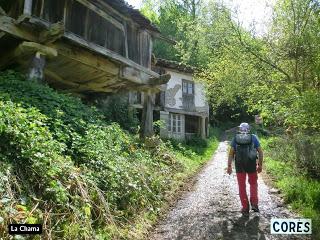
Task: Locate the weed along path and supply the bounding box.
[150,141,311,240]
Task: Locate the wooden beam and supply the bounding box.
[124,22,129,58]
[95,0,130,21]
[50,41,119,75]
[120,66,148,84]
[46,73,120,93]
[0,16,38,42]
[164,107,208,117]
[148,73,171,86]
[141,90,154,138]
[0,41,57,69]
[63,32,159,78]
[45,69,79,88]
[24,0,33,15]
[75,0,125,33]
[39,22,64,43]
[147,30,177,45]
[19,41,57,57]
[121,67,170,86]
[0,32,6,39]
[94,0,144,31]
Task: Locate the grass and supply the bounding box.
[260,136,320,239]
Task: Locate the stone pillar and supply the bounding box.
[28,52,46,83]
[23,0,33,15]
[140,90,154,138]
[180,114,185,141]
[200,116,206,139]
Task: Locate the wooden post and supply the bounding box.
[124,22,129,58]
[23,0,33,15]
[200,116,206,139]
[141,89,154,138]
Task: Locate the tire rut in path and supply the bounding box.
[150,141,311,240]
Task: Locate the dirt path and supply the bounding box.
[150,141,311,240]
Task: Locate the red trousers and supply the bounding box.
[236,172,258,209]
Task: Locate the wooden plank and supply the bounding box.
[120,66,146,84]
[40,0,44,18]
[0,32,5,39]
[0,41,57,69]
[141,90,154,137]
[24,0,33,15]
[0,16,38,42]
[95,0,130,21]
[44,69,79,88]
[19,41,57,57]
[63,32,159,78]
[149,36,153,69]
[39,22,64,43]
[124,21,129,58]
[63,0,68,24]
[50,41,119,75]
[75,0,125,33]
[164,107,208,117]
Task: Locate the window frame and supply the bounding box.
[182,79,194,95]
[168,113,182,133]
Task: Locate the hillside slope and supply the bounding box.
[0,71,219,239]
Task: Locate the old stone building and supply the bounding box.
[130,58,209,140]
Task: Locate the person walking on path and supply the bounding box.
[227,122,264,214]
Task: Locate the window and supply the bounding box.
[182,80,194,95]
[168,113,181,133]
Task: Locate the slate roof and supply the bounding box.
[155,58,195,73]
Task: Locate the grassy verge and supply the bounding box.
[260,136,320,239]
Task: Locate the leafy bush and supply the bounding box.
[293,132,320,179]
[96,94,139,132]
[262,135,320,239]
[0,70,103,150]
[0,70,185,239]
[72,124,177,217]
[286,90,320,130]
[186,136,208,148]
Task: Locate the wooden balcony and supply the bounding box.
[0,0,170,93]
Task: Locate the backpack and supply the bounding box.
[234,133,257,172]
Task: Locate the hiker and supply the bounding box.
[227,122,264,214]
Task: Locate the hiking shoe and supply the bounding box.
[251,205,260,212]
[241,208,249,215]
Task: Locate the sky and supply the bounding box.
[126,0,276,35]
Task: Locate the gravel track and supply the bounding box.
[150,141,312,240]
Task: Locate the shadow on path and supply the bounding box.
[222,214,266,240]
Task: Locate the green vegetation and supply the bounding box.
[142,2,319,235]
[261,136,320,239]
[0,71,219,239]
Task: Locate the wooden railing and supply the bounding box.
[26,0,151,68]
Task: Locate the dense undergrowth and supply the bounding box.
[0,71,219,239]
[261,134,320,239]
